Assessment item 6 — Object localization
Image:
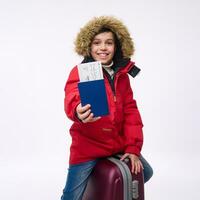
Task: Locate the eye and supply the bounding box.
[107,42,114,45]
[106,40,114,45]
[92,40,100,45]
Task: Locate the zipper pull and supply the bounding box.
[114,95,117,102]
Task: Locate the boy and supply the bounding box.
[61,16,153,200]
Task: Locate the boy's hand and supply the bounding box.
[76,103,101,123]
[120,153,143,174]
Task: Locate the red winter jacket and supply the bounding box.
[64,60,143,164]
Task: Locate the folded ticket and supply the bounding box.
[77,61,103,82]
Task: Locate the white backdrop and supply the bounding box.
[1,0,200,199]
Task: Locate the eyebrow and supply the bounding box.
[93,38,114,41]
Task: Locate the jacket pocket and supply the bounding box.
[81,119,114,142]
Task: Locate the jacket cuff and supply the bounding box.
[125,146,141,157]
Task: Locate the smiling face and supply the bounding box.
[90,31,116,65]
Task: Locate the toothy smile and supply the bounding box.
[97,53,109,58]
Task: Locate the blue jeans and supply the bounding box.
[60,156,153,200]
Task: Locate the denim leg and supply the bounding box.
[140,155,153,183]
[61,160,97,200]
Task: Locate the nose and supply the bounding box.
[100,43,106,50]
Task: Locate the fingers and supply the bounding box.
[76,104,91,115]
[131,160,135,174]
[76,104,91,121]
[81,109,92,121]
[120,153,129,161]
[82,112,93,123]
[131,159,143,174]
[82,113,101,123]
[121,153,143,175]
[76,103,101,123]
[135,161,142,174]
[90,116,101,122]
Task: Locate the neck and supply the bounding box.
[102,61,113,68]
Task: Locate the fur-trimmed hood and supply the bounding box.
[74,16,134,58]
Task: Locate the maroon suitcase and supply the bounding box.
[82,155,144,200]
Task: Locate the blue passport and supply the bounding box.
[78,79,109,117]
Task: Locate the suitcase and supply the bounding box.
[82,155,144,200]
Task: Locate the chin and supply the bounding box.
[100,60,112,65]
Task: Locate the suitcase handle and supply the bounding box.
[113,154,130,164]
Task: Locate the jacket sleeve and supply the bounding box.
[122,74,144,156]
[64,66,81,122]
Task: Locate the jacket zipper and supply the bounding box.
[111,76,117,102]
[104,62,134,102]
[113,95,117,102]
[104,72,117,102]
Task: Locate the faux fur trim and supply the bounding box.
[74,16,134,58]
